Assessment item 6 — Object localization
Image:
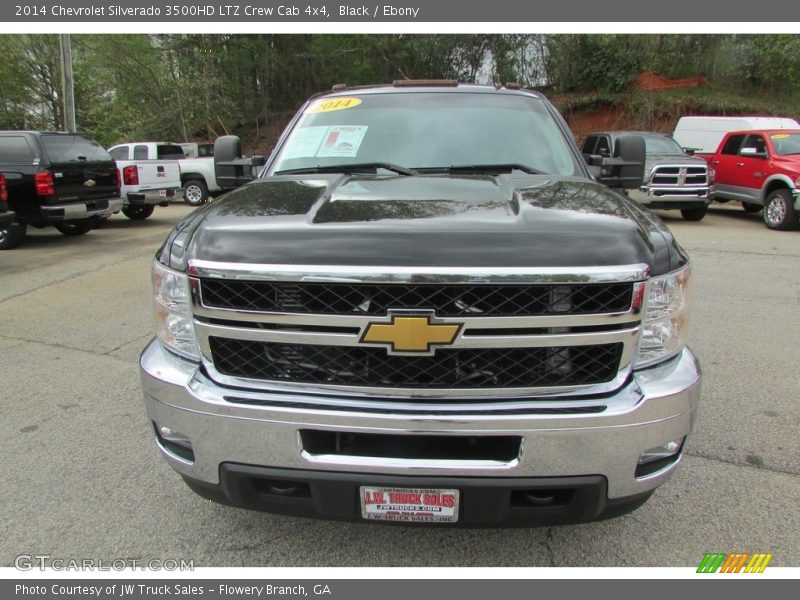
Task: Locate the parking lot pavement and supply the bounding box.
[1,202,798,567]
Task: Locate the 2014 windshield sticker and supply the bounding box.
[317,126,368,157]
[282,126,368,159]
[306,97,363,114]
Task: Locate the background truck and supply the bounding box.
[0,130,122,243]
[673,116,800,156]
[140,82,701,527]
[701,128,800,230]
[108,142,183,219]
[582,131,713,220]
[176,148,220,206]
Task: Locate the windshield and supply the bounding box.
[643,134,685,155]
[770,133,800,156]
[41,135,113,163]
[270,92,581,176]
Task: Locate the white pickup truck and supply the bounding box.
[108,142,183,219]
[176,147,220,205]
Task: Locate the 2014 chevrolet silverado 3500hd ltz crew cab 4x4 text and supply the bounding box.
[139,82,701,527]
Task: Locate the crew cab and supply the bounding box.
[0,131,122,241]
[582,131,712,221]
[140,83,701,527]
[703,130,800,230]
[108,142,183,219]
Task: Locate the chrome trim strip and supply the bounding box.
[195,319,640,351]
[300,451,519,470]
[189,260,651,284]
[192,303,642,328]
[197,357,634,399]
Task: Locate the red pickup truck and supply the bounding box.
[704,129,800,230]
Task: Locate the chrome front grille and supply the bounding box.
[650,165,708,186]
[189,262,647,401]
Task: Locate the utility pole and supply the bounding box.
[59,34,76,132]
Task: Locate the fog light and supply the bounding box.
[153,422,195,462]
[635,437,685,478]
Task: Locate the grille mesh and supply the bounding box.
[199,280,633,316]
[209,337,623,389]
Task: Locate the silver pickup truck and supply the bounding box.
[582,131,713,221]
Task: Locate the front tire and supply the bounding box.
[122,205,155,220]
[183,179,209,206]
[54,220,94,236]
[681,207,707,221]
[763,189,798,230]
[742,202,762,213]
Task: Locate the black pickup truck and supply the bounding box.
[140,82,701,527]
[0,174,16,250]
[0,131,122,246]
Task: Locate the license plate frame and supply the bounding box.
[159,189,168,198]
[359,486,460,523]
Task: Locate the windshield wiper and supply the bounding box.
[276,162,418,176]
[419,164,544,175]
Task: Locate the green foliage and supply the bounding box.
[1,34,799,146]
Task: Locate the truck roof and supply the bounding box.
[722,129,800,136]
[308,81,547,101]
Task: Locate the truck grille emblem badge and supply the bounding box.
[677,168,687,185]
[361,311,461,355]
[84,179,97,187]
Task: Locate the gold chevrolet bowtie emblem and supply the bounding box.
[361,314,461,354]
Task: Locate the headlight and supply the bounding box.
[152,260,200,361]
[635,264,691,367]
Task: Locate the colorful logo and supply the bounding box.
[697,552,773,573]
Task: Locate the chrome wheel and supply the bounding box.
[763,189,798,231]
[765,196,786,225]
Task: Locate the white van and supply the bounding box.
[673,116,800,155]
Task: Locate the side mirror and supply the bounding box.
[682,147,697,156]
[213,135,264,190]
[596,134,646,190]
[740,147,767,159]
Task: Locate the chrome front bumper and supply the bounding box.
[140,341,701,501]
[126,189,181,206]
[628,185,712,206]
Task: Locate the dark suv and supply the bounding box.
[0,131,123,247]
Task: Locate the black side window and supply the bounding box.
[721,135,745,155]
[133,145,149,160]
[596,136,612,157]
[744,135,766,155]
[157,145,185,160]
[0,136,35,163]
[109,147,129,161]
[581,136,598,154]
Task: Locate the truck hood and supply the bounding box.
[181,175,681,274]
[644,153,707,171]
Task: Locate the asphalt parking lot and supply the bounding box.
[1,202,798,568]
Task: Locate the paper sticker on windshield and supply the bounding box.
[317,126,368,157]
[281,126,329,160]
[771,134,790,139]
[306,97,362,114]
